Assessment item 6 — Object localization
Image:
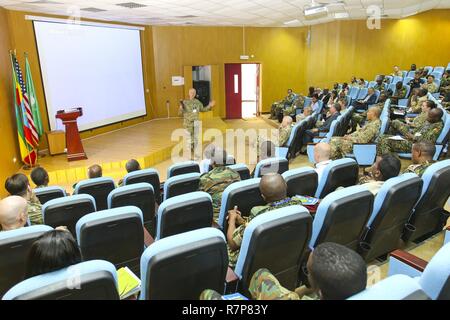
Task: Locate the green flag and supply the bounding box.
[25,56,43,137]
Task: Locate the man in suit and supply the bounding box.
[352,87,377,111]
[303,103,341,145]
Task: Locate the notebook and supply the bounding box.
[117,266,141,299]
[292,195,319,205]
[222,293,249,300]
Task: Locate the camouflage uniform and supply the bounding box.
[389,112,427,136]
[199,289,223,300]
[277,125,292,147]
[403,160,435,177]
[330,119,381,159]
[351,101,384,130]
[392,70,404,77]
[409,96,428,114]
[28,192,43,225]
[228,197,303,268]
[199,166,241,223]
[422,82,438,94]
[181,98,211,150]
[440,77,449,95]
[374,83,385,92]
[270,93,296,119]
[377,120,443,155]
[391,86,407,105]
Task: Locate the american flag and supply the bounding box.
[13,54,39,147]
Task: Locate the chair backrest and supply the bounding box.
[357,88,368,100]
[384,75,393,84]
[392,76,403,85]
[234,205,312,294]
[228,164,250,180]
[402,76,413,85]
[33,186,66,205]
[322,120,339,142]
[387,83,397,94]
[303,97,311,108]
[430,71,442,80]
[253,157,289,178]
[419,242,450,300]
[282,167,318,197]
[405,160,450,242]
[433,66,445,74]
[310,185,374,251]
[368,81,376,88]
[2,260,119,300]
[0,225,53,297]
[167,161,200,179]
[108,183,155,230]
[373,89,381,103]
[218,178,264,230]
[315,158,359,198]
[436,115,450,145]
[140,228,228,300]
[76,206,144,274]
[156,192,213,240]
[404,84,411,97]
[123,168,161,204]
[361,174,423,261]
[74,177,115,211]
[424,66,433,74]
[349,274,428,300]
[290,120,308,157]
[163,172,200,201]
[406,71,416,78]
[42,194,96,236]
[349,87,359,100]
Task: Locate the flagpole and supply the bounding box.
[24,51,38,168]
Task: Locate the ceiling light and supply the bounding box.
[334,12,349,19]
[284,19,301,25]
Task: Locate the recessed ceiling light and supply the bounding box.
[334,12,349,19]
[284,19,300,25]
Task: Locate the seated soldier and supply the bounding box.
[73,164,103,189]
[352,87,377,111]
[30,167,49,189]
[199,143,216,174]
[226,173,303,268]
[409,71,426,90]
[359,153,401,195]
[296,106,312,123]
[390,100,437,136]
[5,173,42,225]
[200,242,367,300]
[403,141,435,177]
[118,159,141,186]
[303,103,341,145]
[410,64,417,72]
[0,196,28,231]
[199,148,241,223]
[270,89,296,120]
[357,78,366,89]
[377,108,444,155]
[329,107,382,159]
[391,65,403,77]
[442,91,450,111]
[390,81,407,105]
[421,75,438,94]
[276,116,293,147]
[314,142,332,182]
[373,78,385,93]
[439,70,450,96]
[351,93,387,132]
[407,88,428,114]
[350,76,358,86]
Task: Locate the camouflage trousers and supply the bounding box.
[389,119,410,136]
[283,105,295,116]
[351,113,365,131]
[270,103,283,119]
[377,134,412,155]
[330,137,354,159]
[183,120,197,152]
[199,268,299,300]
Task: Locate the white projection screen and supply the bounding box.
[33,20,146,131]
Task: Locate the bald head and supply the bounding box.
[281,116,293,127]
[314,142,331,163]
[88,164,102,179]
[0,196,28,231]
[259,173,287,203]
[428,108,443,124]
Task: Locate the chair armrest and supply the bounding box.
[387,250,428,278]
[225,267,239,294]
[143,226,154,247]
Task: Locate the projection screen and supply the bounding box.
[33,19,146,132]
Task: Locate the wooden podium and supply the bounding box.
[55,108,87,161]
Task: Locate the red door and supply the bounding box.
[225,63,242,119]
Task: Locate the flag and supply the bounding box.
[11,53,37,165]
[25,56,43,137]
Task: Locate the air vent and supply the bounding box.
[176,15,198,18]
[81,7,107,12]
[116,2,147,9]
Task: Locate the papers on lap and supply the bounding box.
[388,135,406,141]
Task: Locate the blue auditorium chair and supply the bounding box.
[384,75,393,84]
[228,163,250,180]
[368,81,376,88]
[163,172,200,201]
[42,194,96,236]
[122,168,161,204]
[233,205,312,295]
[348,274,428,300]
[445,226,450,245]
[282,167,318,197]
[406,71,416,78]
[140,228,228,300]
[402,160,450,243]
[387,83,397,94]
[356,88,368,100]
[108,183,156,235]
[73,177,115,211]
[309,185,374,251]
[76,206,144,274]
[218,178,264,231]
[167,161,200,178]
[253,157,289,178]
[433,66,445,74]
[392,76,403,85]
[349,87,360,102]
[2,260,119,300]
[0,225,53,297]
[155,191,213,240]
[424,66,433,74]
[388,242,450,300]
[403,77,413,86]
[430,71,443,80]
[358,174,423,262]
[314,158,359,199]
[33,186,66,205]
